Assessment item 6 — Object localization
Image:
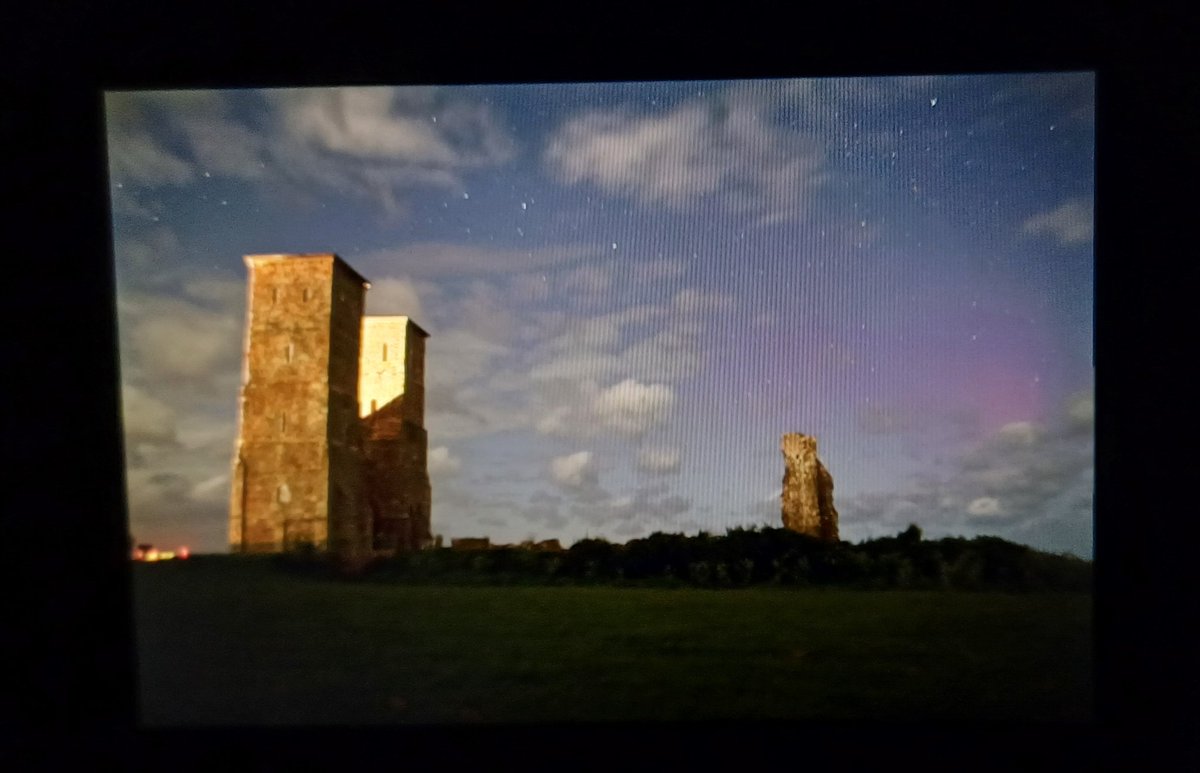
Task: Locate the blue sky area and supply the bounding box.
[106,73,1094,556]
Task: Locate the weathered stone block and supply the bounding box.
[780,433,839,542]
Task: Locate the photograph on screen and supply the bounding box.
[107,74,1094,725]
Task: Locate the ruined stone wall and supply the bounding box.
[780,433,839,542]
[363,420,432,551]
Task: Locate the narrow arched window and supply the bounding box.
[280,413,287,433]
[303,288,310,302]
[382,343,388,362]
[277,483,291,504]
[286,342,294,363]
[272,287,278,303]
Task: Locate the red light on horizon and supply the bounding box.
[178,546,190,559]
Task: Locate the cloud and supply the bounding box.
[178,114,269,181]
[360,242,600,278]
[672,287,732,314]
[858,403,913,435]
[260,86,516,215]
[105,87,517,218]
[428,446,462,476]
[591,379,675,437]
[120,292,242,385]
[182,277,245,308]
[1066,390,1094,434]
[364,275,425,322]
[1000,72,1095,129]
[418,267,727,445]
[1021,197,1093,245]
[550,451,598,491]
[545,91,827,223]
[523,288,723,441]
[114,225,185,276]
[994,420,1043,447]
[556,264,613,297]
[277,87,461,163]
[568,482,692,530]
[126,469,191,508]
[121,384,178,448]
[106,131,194,187]
[630,258,687,284]
[425,329,509,389]
[524,491,570,530]
[189,473,230,504]
[124,454,234,552]
[116,279,245,552]
[838,389,1094,555]
[270,86,514,167]
[637,448,681,474]
[966,496,1003,517]
[110,185,167,221]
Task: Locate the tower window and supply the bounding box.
[382,343,388,362]
[280,413,287,433]
[303,288,310,302]
[370,399,377,413]
[286,342,294,363]
[272,287,278,304]
[277,483,291,504]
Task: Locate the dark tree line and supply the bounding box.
[277,524,1091,592]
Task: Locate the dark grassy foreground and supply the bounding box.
[133,557,1091,725]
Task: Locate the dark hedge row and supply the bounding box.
[277,525,1092,592]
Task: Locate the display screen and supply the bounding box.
[107,74,1094,725]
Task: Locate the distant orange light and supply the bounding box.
[132,549,144,560]
[178,546,190,559]
[159,550,175,560]
[144,549,159,562]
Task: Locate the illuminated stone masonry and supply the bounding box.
[780,433,839,542]
[229,254,431,560]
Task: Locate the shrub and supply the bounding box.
[729,558,756,585]
[947,551,985,590]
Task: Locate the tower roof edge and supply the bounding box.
[242,253,371,286]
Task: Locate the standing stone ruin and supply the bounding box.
[228,253,432,562]
[780,433,839,542]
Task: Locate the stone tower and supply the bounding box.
[228,253,431,559]
[359,316,432,552]
[780,433,839,542]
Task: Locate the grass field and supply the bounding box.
[132,557,1092,725]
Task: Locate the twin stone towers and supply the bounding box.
[228,253,431,563]
[228,253,838,561]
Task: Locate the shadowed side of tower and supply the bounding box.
[228,254,371,562]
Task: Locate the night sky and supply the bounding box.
[106,73,1094,557]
